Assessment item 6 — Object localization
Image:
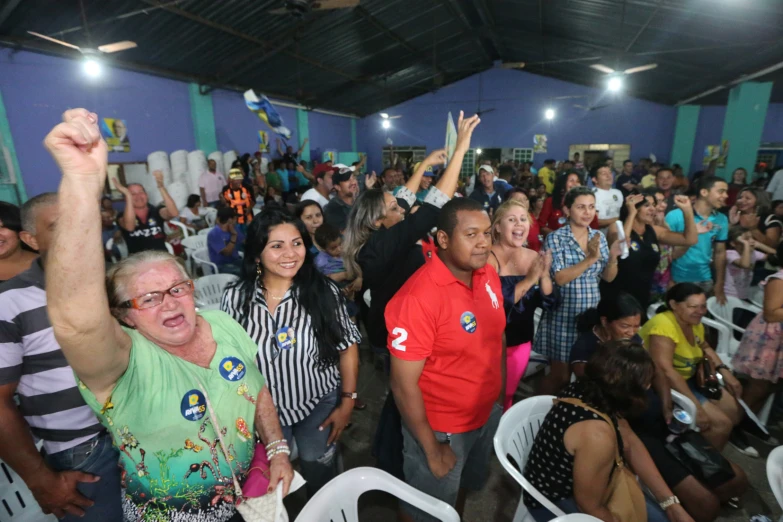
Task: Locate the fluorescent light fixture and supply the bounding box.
[380,113,390,119]
[608,76,622,92]
[83,58,101,78]
[382,120,391,129]
[545,108,555,120]
[476,148,483,155]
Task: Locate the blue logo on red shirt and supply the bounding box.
[460,312,477,333]
[219,357,246,382]
[180,390,206,421]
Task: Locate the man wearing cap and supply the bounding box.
[415,162,435,202]
[222,168,254,233]
[301,164,334,207]
[323,166,356,231]
[468,164,505,216]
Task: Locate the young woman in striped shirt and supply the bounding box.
[221,209,361,497]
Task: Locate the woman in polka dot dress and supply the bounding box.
[523,341,695,522]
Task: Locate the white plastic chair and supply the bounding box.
[195,274,238,311]
[164,241,175,256]
[706,296,761,339]
[198,226,214,237]
[294,467,459,522]
[766,445,783,522]
[748,285,764,309]
[549,513,601,522]
[0,455,56,521]
[671,390,698,430]
[165,218,191,238]
[202,207,217,227]
[192,247,218,276]
[494,395,564,522]
[701,316,736,366]
[181,235,208,273]
[105,237,129,263]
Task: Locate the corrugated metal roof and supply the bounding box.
[1,0,782,114]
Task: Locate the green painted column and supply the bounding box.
[717,81,773,180]
[188,83,218,155]
[670,105,700,172]
[296,108,310,162]
[351,119,357,152]
[0,89,27,205]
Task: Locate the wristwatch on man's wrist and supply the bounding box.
[659,495,680,510]
[341,392,357,400]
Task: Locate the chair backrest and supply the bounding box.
[706,296,761,335]
[181,235,208,253]
[493,395,565,518]
[766,446,783,512]
[702,316,736,363]
[198,226,214,237]
[670,390,698,430]
[295,467,459,522]
[194,274,238,309]
[203,207,217,227]
[192,247,218,276]
[0,459,56,521]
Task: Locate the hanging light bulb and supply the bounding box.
[83,58,101,78]
[545,108,555,120]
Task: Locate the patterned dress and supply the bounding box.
[533,225,608,362]
[731,270,783,382]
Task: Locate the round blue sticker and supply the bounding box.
[276,327,297,350]
[630,240,640,252]
[219,357,246,382]
[460,312,477,334]
[180,390,206,421]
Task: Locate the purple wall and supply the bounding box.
[308,112,353,161]
[0,48,195,197]
[212,89,298,158]
[690,106,726,176]
[357,68,678,172]
[762,104,783,145]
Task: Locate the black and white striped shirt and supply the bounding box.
[220,282,361,426]
[0,260,103,454]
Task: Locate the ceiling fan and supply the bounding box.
[269,0,359,16]
[380,113,402,120]
[27,31,137,55]
[589,63,658,75]
[574,103,611,111]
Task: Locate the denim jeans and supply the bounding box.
[528,493,669,522]
[280,387,341,497]
[44,431,122,522]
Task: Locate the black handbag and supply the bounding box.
[665,431,735,488]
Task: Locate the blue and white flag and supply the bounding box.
[244,90,292,140]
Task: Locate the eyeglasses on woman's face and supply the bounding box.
[120,280,195,310]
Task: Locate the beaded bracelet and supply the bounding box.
[265,439,286,450]
[267,447,291,460]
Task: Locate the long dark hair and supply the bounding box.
[580,340,654,418]
[226,209,346,367]
[551,171,581,207]
[577,292,642,333]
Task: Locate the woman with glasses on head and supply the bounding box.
[43,109,293,522]
[221,208,361,498]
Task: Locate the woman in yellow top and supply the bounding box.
[640,283,742,451]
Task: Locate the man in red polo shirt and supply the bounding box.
[386,198,506,522]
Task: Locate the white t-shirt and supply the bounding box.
[593,187,624,231]
[300,188,330,208]
[179,207,208,226]
[767,169,783,202]
[259,157,269,175]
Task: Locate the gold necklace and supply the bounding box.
[261,286,289,300]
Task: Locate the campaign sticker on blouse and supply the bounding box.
[460,312,477,334]
[652,243,659,252]
[630,240,640,251]
[557,216,567,225]
[219,357,246,382]
[276,327,297,350]
[181,390,206,421]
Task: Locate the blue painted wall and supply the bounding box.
[357,68,678,173]
[0,48,195,197]
[308,112,353,161]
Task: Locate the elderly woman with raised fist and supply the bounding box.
[44,109,293,522]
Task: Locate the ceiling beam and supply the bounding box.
[439,0,495,63]
[0,0,24,30]
[137,0,379,88]
[471,0,507,60]
[624,0,661,52]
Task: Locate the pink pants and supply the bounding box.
[504,341,532,411]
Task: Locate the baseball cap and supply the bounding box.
[313,163,335,179]
[333,163,355,172]
[228,168,244,180]
[479,164,494,174]
[413,162,435,177]
[332,168,353,184]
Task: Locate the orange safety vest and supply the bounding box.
[223,186,253,224]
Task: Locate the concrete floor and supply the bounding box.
[283,346,782,522]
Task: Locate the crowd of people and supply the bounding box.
[0,108,782,522]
